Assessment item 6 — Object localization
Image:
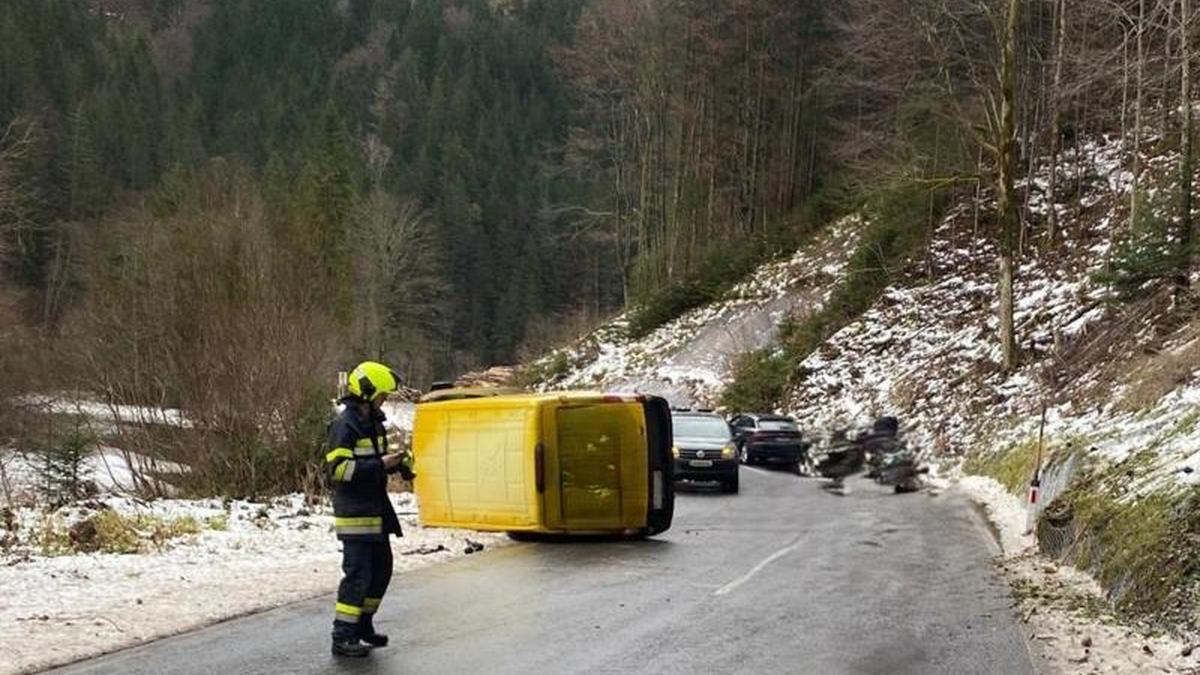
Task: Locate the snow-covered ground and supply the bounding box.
[0,397,496,674]
[532,216,863,406]
[785,202,1113,455]
[0,491,507,675]
[783,135,1187,461]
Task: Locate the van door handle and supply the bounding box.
[535,442,545,493]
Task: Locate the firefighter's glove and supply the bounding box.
[399,450,416,481]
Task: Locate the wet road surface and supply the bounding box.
[51,468,1036,675]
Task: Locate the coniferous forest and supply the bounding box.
[0,0,855,380]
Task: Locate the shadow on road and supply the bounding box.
[506,531,674,545]
[673,481,738,496]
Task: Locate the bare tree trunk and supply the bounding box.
[998,0,1022,373]
[1047,0,1067,245]
[1181,0,1194,290]
[1132,0,1146,227]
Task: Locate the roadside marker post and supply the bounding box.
[1026,403,1047,535]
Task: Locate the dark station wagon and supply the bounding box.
[729,414,811,474]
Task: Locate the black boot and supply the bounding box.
[332,636,370,658]
[360,615,389,648]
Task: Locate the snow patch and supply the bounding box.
[0,492,506,675]
[954,475,1035,556]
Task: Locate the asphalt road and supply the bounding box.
[52,469,1036,675]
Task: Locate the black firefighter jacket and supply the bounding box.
[324,397,404,541]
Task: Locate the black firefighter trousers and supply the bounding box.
[332,540,393,640]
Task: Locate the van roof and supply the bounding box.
[419,388,651,405]
[420,386,527,402]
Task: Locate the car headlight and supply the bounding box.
[721,444,736,459]
[672,446,680,458]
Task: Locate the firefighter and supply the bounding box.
[325,361,414,658]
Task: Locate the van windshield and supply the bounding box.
[759,419,798,431]
[673,416,731,439]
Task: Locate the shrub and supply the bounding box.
[204,514,230,531]
[517,350,574,387]
[721,350,793,413]
[37,426,96,507]
[1095,189,1182,300]
[88,510,143,554]
[625,187,850,341]
[626,245,764,339]
[70,162,342,498]
[64,510,205,555]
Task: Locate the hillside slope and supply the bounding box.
[530,218,861,407]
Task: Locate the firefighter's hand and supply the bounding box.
[398,463,416,481]
[382,453,405,471]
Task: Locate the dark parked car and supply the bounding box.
[730,414,811,474]
[671,411,739,493]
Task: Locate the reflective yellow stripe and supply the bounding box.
[336,526,381,535]
[353,446,376,457]
[355,438,375,448]
[334,602,362,623]
[325,448,353,463]
[333,460,355,482]
[334,516,383,527]
[334,515,383,536]
[335,602,362,617]
[363,597,381,613]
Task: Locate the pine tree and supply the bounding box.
[66,101,109,220]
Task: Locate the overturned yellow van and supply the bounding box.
[412,389,674,536]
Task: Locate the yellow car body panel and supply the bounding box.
[412,391,674,535]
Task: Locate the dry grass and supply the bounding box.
[1116,310,1200,413]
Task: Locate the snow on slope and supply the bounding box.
[784,135,1200,496]
[785,136,1152,456]
[536,216,863,406]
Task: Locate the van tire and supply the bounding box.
[722,474,739,494]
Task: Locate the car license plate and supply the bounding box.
[689,460,713,467]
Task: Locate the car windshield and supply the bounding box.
[759,419,798,431]
[673,416,731,439]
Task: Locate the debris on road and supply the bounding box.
[401,544,449,556]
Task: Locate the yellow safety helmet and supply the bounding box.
[347,361,400,402]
